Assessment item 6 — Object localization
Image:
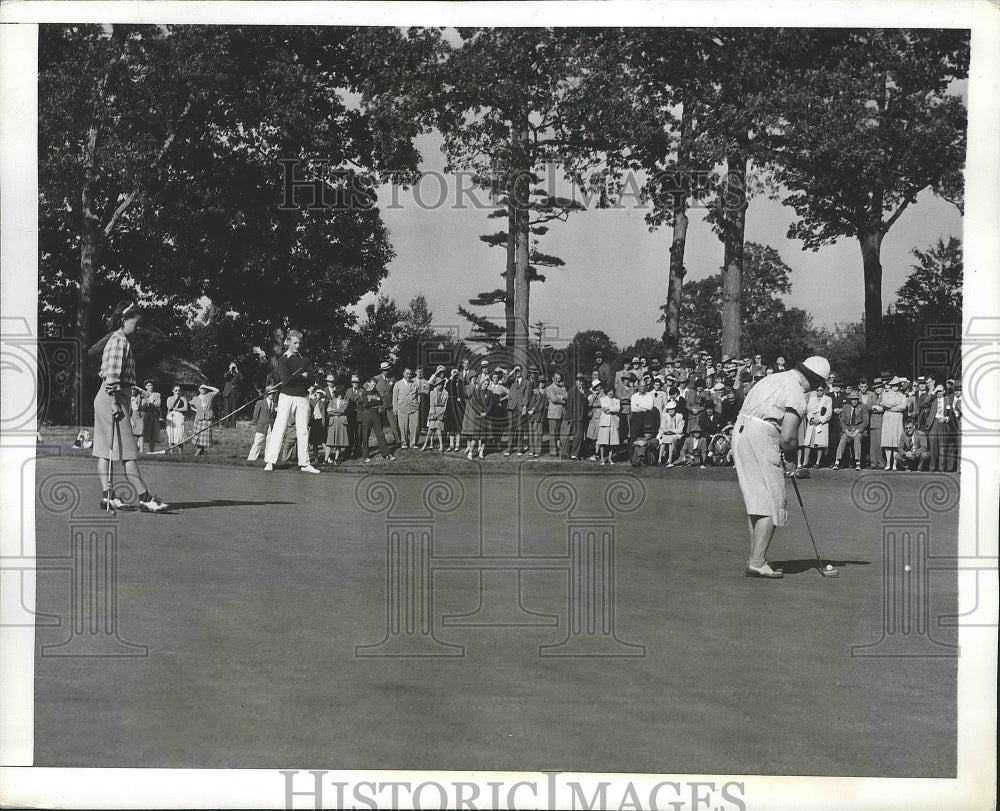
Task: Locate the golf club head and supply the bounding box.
[794,468,811,479]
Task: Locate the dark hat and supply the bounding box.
[916,376,927,384]
[690,425,703,433]
[575,372,588,381]
[873,377,884,386]
[846,389,861,400]
[953,380,962,389]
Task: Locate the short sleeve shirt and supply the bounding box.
[738,370,806,425]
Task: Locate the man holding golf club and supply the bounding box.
[92,300,170,512]
[263,329,321,473]
[732,355,830,579]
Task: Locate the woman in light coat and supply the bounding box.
[879,377,908,470]
[596,386,621,465]
[801,384,833,468]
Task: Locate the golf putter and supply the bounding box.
[791,475,838,577]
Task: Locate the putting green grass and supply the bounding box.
[32,456,958,776]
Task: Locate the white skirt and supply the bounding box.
[733,415,788,526]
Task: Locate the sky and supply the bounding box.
[358,131,964,349]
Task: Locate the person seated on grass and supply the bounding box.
[72,429,93,450]
[896,418,930,471]
[706,423,733,466]
[680,425,708,467]
[630,425,659,468]
[657,400,685,466]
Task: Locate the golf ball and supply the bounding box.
[825,564,833,571]
[904,565,912,572]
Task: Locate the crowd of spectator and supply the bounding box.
[100,343,962,475]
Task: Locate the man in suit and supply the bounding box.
[503,365,531,455]
[913,376,935,454]
[832,389,869,469]
[345,374,365,458]
[925,383,959,472]
[374,361,401,449]
[562,373,589,459]
[825,373,845,466]
[392,367,421,448]
[866,378,886,469]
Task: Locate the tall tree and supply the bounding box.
[771,29,969,371]
[434,28,587,357]
[346,295,403,377]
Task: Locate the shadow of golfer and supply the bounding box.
[168,500,294,510]
[771,558,871,575]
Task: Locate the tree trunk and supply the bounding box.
[663,205,688,360]
[859,228,884,374]
[663,94,691,361]
[510,115,531,362]
[720,152,747,359]
[505,201,515,347]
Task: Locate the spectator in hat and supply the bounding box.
[465,373,498,459]
[503,365,531,456]
[420,375,449,453]
[681,424,708,467]
[584,380,605,460]
[345,374,365,458]
[824,374,845,466]
[192,383,220,457]
[595,381,621,465]
[138,379,162,453]
[733,355,830,579]
[801,382,833,468]
[832,389,869,469]
[593,351,614,394]
[879,377,908,470]
[247,388,277,462]
[221,361,244,427]
[562,373,589,459]
[925,382,959,472]
[129,388,145,452]
[657,399,685,466]
[393,367,421,449]
[897,418,929,471]
[165,383,189,455]
[323,384,351,465]
[525,373,547,457]
[913,377,934,450]
[545,371,568,456]
[357,376,395,462]
[951,380,963,465]
[867,378,886,469]
[615,370,637,452]
[374,362,401,449]
[444,367,465,452]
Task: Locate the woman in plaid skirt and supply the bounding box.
[192,384,219,456]
[92,300,170,512]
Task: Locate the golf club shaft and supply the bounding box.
[152,382,282,454]
[790,474,824,563]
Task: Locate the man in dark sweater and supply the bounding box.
[263,330,321,473]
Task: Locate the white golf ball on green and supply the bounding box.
[904,564,912,572]
[825,564,833,571]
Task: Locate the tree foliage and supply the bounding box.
[39,24,425,362]
[770,29,969,369]
[672,242,817,360]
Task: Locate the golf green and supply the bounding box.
[32,457,958,776]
